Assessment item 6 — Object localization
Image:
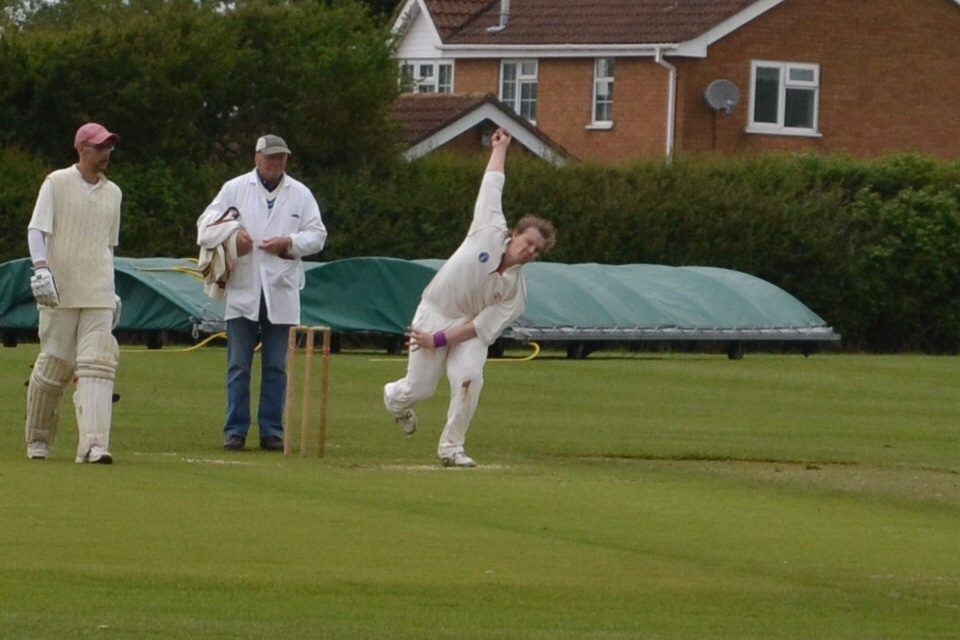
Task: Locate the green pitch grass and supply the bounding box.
[1,345,958,639]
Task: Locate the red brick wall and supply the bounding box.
[446,0,960,161]
[677,0,960,158]
[538,58,670,163]
[453,58,671,162]
[454,59,499,94]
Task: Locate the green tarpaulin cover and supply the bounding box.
[0,257,838,342]
[0,257,224,334]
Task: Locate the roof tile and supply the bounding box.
[423,0,759,45]
[426,0,498,39]
[390,92,493,144]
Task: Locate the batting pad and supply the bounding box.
[25,352,74,444]
[74,331,119,455]
[75,331,119,381]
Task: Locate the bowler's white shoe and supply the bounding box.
[27,441,49,460]
[440,452,476,468]
[76,445,113,465]
[395,409,418,435]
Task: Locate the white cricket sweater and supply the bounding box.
[28,166,122,308]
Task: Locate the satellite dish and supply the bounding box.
[704,79,741,114]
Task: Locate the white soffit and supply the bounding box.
[674,0,790,57]
[438,44,677,59]
[404,103,565,165]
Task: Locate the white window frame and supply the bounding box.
[399,60,454,94]
[747,60,822,137]
[588,58,615,130]
[500,60,538,123]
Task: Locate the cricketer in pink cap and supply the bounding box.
[24,119,125,466]
[74,123,120,150]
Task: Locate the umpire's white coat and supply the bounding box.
[197,169,327,325]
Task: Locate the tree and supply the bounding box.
[0,0,403,262]
[0,0,401,170]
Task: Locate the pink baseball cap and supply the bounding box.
[74,123,120,149]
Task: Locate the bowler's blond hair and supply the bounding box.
[514,216,557,253]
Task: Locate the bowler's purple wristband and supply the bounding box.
[433,331,448,348]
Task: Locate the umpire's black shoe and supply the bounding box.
[223,435,246,451]
[259,436,284,452]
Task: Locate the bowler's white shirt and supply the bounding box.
[420,172,525,345]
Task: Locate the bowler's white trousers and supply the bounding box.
[383,305,488,458]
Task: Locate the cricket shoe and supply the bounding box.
[27,441,49,460]
[223,434,246,451]
[259,436,284,452]
[440,452,476,468]
[76,444,113,464]
[395,409,417,435]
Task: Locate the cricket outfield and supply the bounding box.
[1,345,958,639]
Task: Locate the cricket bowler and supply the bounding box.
[383,128,556,467]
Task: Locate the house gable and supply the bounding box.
[674,0,788,57]
[393,0,445,59]
[391,92,568,164]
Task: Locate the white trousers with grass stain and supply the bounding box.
[383,305,488,458]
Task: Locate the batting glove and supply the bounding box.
[112,294,122,330]
[29,266,60,307]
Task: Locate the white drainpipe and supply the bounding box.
[499,0,510,27]
[655,48,677,159]
[488,0,510,32]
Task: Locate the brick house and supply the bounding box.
[392,0,960,163]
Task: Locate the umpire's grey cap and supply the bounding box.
[255,134,291,155]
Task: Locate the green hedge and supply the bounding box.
[2,149,959,352]
[323,151,960,352]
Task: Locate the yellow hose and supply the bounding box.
[121,326,537,360]
[133,265,205,281]
[498,341,540,362]
[120,332,227,353]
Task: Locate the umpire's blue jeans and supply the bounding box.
[224,296,291,441]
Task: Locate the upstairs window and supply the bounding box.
[501,60,538,122]
[591,58,615,127]
[748,61,820,136]
[400,61,453,93]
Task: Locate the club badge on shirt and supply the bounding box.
[478,252,490,263]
